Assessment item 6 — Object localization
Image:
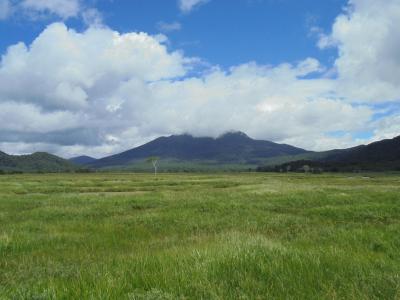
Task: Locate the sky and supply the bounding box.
[0,0,399,158]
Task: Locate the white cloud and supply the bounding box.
[321,0,400,102]
[0,0,102,25]
[21,0,81,19]
[178,0,209,13]
[144,60,370,142]
[82,8,102,26]
[282,133,368,152]
[0,22,376,157]
[0,102,79,133]
[370,114,400,142]
[157,21,182,33]
[0,23,188,111]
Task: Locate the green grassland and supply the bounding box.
[0,173,399,299]
[99,159,258,172]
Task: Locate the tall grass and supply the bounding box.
[0,173,399,299]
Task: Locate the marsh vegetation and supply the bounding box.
[0,173,399,299]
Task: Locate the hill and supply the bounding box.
[323,136,400,164]
[3,134,399,173]
[69,156,97,165]
[258,135,400,172]
[0,151,80,173]
[88,131,308,169]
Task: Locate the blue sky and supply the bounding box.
[1,0,343,67]
[96,0,343,68]
[0,0,399,157]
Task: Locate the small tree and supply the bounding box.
[302,165,311,173]
[146,156,159,175]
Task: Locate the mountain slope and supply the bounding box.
[0,151,79,173]
[69,156,97,165]
[259,135,400,172]
[323,136,400,164]
[89,132,308,168]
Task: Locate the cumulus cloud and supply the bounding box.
[321,0,400,102]
[0,22,377,157]
[178,0,209,13]
[0,23,193,156]
[0,23,188,111]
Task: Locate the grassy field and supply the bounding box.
[98,159,257,172]
[0,173,399,299]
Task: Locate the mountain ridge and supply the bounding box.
[2,132,399,173]
[258,135,400,172]
[0,151,80,173]
[88,131,309,169]
[69,156,97,165]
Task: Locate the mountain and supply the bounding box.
[258,135,400,172]
[2,133,399,173]
[69,156,97,165]
[89,131,308,169]
[0,151,80,173]
[324,136,400,164]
